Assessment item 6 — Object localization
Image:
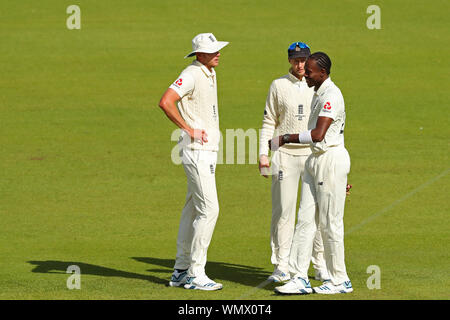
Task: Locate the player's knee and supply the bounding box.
[278,211,295,225]
[320,223,343,242]
[296,219,317,235]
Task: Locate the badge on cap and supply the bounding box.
[295,46,301,51]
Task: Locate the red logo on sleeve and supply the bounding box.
[175,78,183,86]
[323,102,331,110]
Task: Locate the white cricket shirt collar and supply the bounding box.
[193,60,216,78]
[315,77,332,96]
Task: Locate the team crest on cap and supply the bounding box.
[295,46,301,51]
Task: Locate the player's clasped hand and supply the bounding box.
[259,155,270,178]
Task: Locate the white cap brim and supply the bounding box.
[184,41,229,59]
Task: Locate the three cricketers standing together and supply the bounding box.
[158,33,353,294]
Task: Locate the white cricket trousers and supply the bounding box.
[174,147,219,278]
[289,146,351,285]
[270,150,327,274]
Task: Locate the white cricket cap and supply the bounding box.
[184,33,229,58]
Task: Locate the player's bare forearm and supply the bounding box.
[160,104,193,136]
[158,89,208,143]
[288,118,333,143]
[269,117,334,150]
[159,91,191,134]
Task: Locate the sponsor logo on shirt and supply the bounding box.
[174,78,183,87]
[322,102,332,113]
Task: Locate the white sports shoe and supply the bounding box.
[184,275,223,291]
[314,269,331,282]
[274,277,313,295]
[169,269,188,287]
[267,269,290,283]
[313,280,353,294]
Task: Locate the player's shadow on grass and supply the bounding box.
[27,260,167,285]
[27,259,272,290]
[132,257,272,290]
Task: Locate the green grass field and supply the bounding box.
[0,0,449,300]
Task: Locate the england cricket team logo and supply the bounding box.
[278,170,283,181]
[296,104,304,120]
[212,105,218,121]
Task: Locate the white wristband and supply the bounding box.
[298,130,313,144]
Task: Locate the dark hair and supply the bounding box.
[309,52,332,75]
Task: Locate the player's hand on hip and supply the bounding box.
[259,155,270,178]
[269,136,283,151]
[189,128,208,144]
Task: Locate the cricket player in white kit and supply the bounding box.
[259,42,329,283]
[271,52,353,294]
[158,33,229,291]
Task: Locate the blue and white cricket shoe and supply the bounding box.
[168,269,188,287]
[268,268,290,283]
[184,275,223,291]
[313,280,353,294]
[274,277,313,295]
